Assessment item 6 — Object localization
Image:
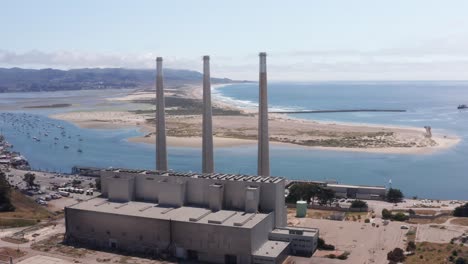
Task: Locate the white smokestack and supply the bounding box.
[202,55,214,173]
[258,52,270,176]
[156,57,168,171]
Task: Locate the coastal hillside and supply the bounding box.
[0,67,235,93]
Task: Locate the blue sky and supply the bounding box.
[2,0,468,80]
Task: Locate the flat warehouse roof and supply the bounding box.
[68,198,270,229]
[253,240,290,258]
[270,227,318,237]
[102,168,285,184]
[326,184,386,190]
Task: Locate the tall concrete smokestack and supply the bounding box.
[156,57,168,171]
[202,56,214,173]
[258,52,270,176]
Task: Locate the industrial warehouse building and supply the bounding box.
[65,54,320,263]
[326,183,387,200]
[65,169,319,264]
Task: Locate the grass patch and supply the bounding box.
[405,226,417,242]
[31,233,89,258]
[0,190,57,227]
[405,242,468,264]
[306,209,341,219]
[407,216,451,225]
[0,218,37,228]
[450,217,468,226]
[0,247,26,261]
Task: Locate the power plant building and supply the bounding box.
[65,53,320,263]
[65,169,319,263]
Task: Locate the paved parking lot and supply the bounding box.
[4,168,100,209]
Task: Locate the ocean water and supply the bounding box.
[214,81,468,200]
[0,83,468,200]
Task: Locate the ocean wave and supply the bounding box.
[212,85,303,112]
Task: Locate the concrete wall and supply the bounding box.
[269,230,318,257]
[66,208,171,253]
[250,213,275,252]
[108,176,134,202]
[158,180,186,207]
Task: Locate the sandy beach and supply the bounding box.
[49,84,460,154]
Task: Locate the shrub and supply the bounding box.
[387,247,406,263]
[406,241,416,252]
[364,219,370,223]
[382,209,392,219]
[337,252,349,260]
[392,212,409,222]
[382,209,409,221]
[350,200,368,209]
[318,237,335,251]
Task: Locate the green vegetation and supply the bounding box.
[387,247,406,263]
[350,200,368,210]
[23,172,37,189]
[407,241,417,252]
[386,188,404,203]
[285,183,335,206]
[0,171,15,212]
[95,178,101,191]
[318,237,335,251]
[0,188,55,228]
[0,218,37,228]
[405,242,468,264]
[454,203,468,217]
[382,209,409,221]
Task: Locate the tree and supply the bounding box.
[318,237,335,250]
[23,172,36,189]
[453,203,468,217]
[387,247,406,263]
[406,241,416,252]
[0,171,15,212]
[386,188,404,203]
[350,200,368,210]
[392,212,409,222]
[318,188,335,206]
[286,183,322,204]
[382,209,409,221]
[95,178,101,192]
[382,209,392,219]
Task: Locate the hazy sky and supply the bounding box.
[2,0,468,80]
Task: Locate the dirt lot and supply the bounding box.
[450,218,468,226]
[299,218,407,264]
[416,224,468,243]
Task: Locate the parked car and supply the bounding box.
[59,191,70,197]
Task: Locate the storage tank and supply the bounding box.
[296,200,307,217]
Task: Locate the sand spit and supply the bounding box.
[49,85,460,154]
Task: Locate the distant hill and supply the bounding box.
[0,67,236,93]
